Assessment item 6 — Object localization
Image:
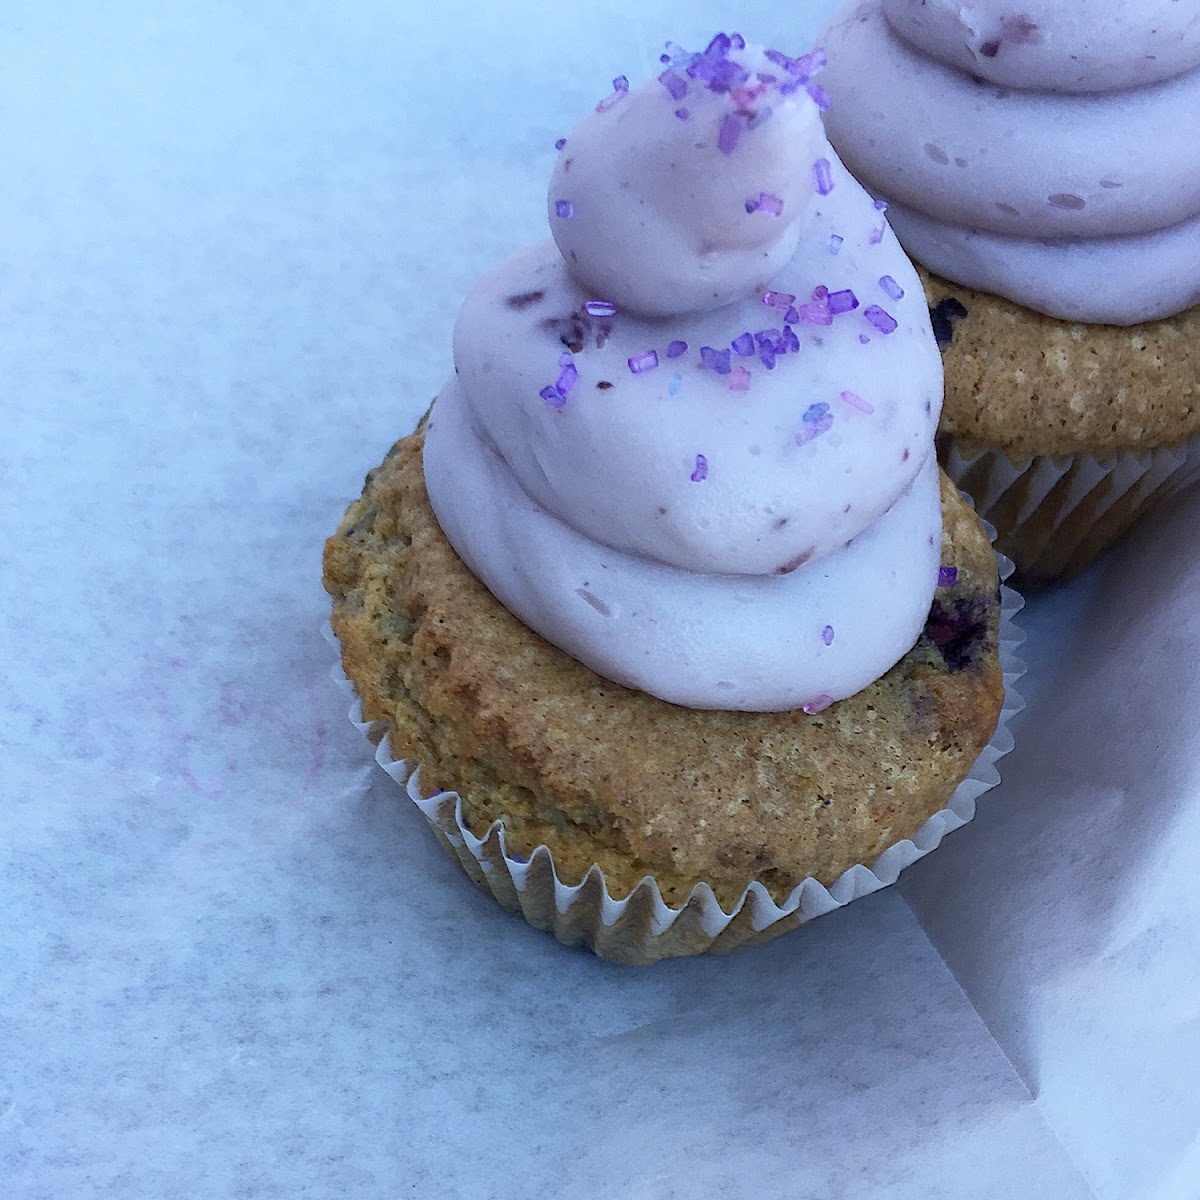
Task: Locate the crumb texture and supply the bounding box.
[324,429,1004,907]
[924,269,1200,458]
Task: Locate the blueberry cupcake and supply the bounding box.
[324,35,1019,963]
[821,0,1200,583]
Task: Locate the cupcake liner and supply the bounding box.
[941,433,1200,586]
[326,538,1025,966]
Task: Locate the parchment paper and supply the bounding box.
[2,2,1195,1197]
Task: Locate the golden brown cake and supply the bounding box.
[325,428,1003,918]
[926,270,1200,585]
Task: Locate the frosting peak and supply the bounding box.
[548,41,828,317]
[425,36,945,710]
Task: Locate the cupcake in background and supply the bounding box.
[821,0,1200,584]
[325,34,1018,963]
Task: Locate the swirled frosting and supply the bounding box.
[821,2,1200,324]
[424,35,944,711]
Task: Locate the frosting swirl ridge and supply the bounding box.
[883,0,1200,93]
[821,2,1200,323]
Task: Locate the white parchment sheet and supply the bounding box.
[2,3,1196,1197]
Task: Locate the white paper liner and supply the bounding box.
[942,432,1200,584]
[325,532,1025,964]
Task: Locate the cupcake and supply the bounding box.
[324,34,1017,963]
[820,1,1200,584]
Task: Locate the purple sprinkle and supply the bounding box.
[879,275,905,301]
[796,301,832,326]
[731,332,755,356]
[744,198,758,214]
[859,333,871,345]
[666,339,688,359]
[812,285,829,300]
[756,192,784,217]
[558,350,573,367]
[839,389,875,415]
[784,306,800,325]
[540,385,567,410]
[596,75,630,113]
[864,305,898,335]
[691,453,709,483]
[762,290,796,311]
[821,625,835,646]
[797,402,834,443]
[729,365,751,391]
[827,289,859,315]
[659,69,688,101]
[731,84,762,108]
[509,851,528,864]
[758,343,777,369]
[765,49,793,69]
[797,47,828,76]
[699,346,732,375]
[718,113,743,155]
[813,157,834,196]
[806,82,831,110]
[554,137,567,151]
[782,326,800,353]
[828,233,844,255]
[938,566,959,588]
[803,694,834,715]
[675,107,690,120]
[628,349,660,374]
[556,362,578,395]
[875,199,889,212]
[554,199,574,219]
[731,32,746,50]
[705,32,731,57]
[585,300,617,318]
[869,224,886,246]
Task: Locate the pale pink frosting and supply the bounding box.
[822,1,1200,324]
[424,37,945,710]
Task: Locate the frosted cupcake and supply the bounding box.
[821,1,1200,583]
[324,35,1016,963]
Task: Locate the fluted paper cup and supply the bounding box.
[941,433,1200,587]
[327,546,1024,966]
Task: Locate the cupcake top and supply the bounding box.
[821,1,1200,324]
[423,35,945,711]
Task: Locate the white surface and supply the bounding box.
[1,3,1196,1198]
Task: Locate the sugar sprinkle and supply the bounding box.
[839,389,874,414]
[864,305,898,335]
